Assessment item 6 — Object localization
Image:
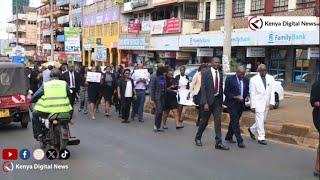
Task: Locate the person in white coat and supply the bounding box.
[248,64,275,145]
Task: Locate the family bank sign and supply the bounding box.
[179,30,319,47]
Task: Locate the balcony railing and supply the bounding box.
[6,26,26,33]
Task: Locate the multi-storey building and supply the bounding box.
[7,8,37,57]
[82,0,121,66]
[118,0,319,92]
[37,0,70,62]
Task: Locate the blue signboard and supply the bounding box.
[12,56,25,64]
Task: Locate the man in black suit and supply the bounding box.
[62,65,80,107]
[195,57,229,150]
[310,80,320,177]
[223,66,249,148]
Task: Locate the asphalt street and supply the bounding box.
[0,105,317,180]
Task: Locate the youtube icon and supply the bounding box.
[2,149,18,160]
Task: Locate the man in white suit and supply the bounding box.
[248,64,275,145]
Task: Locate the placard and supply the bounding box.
[86,72,101,83]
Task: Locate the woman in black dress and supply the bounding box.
[162,70,183,129]
[102,66,115,117]
[87,66,102,120]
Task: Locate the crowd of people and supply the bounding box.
[28,57,319,177]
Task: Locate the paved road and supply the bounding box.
[0,105,317,180]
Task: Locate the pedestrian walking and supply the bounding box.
[195,57,229,150]
[175,66,190,126]
[188,63,206,126]
[162,70,181,129]
[62,65,80,107]
[87,66,102,120]
[150,66,167,132]
[310,80,320,177]
[114,66,123,117]
[223,66,249,148]
[130,63,150,122]
[78,66,89,114]
[248,64,276,145]
[42,65,53,83]
[102,66,116,117]
[117,69,135,123]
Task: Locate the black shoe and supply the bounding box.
[138,119,144,122]
[153,129,164,132]
[258,140,267,145]
[248,128,256,140]
[215,143,230,151]
[131,117,135,121]
[314,171,320,177]
[225,139,237,143]
[195,139,202,146]
[121,120,130,123]
[238,142,246,148]
[176,126,184,130]
[162,126,168,129]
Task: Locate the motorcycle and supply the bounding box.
[38,112,80,151]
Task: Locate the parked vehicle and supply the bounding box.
[0,62,31,128]
[174,65,284,109]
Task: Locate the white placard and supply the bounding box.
[86,72,101,83]
[246,47,265,57]
[197,48,213,57]
[177,89,195,106]
[132,69,149,79]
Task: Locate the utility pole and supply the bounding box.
[222,0,232,72]
[15,0,19,47]
[50,0,54,61]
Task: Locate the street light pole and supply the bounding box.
[222,0,232,72]
[50,0,54,61]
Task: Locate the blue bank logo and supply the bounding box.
[268,33,274,43]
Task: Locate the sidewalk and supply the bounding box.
[144,94,318,149]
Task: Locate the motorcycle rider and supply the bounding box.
[31,68,73,140]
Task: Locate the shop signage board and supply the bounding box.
[151,20,165,34]
[197,48,213,57]
[64,27,81,52]
[118,37,145,50]
[95,45,107,61]
[246,47,265,57]
[153,0,177,6]
[149,36,179,51]
[308,47,320,59]
[128,19,141,34]
[83,9,119,26]
[151,18,181,34]
[176,52,190,59]
[141,21,152,32]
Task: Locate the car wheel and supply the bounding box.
[274,93,279,109]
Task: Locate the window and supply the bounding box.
[103,24,108,36]
[296,0,316,9]
[96,25,102,36]
[274,0,288,12]
[184,3,198,19]
[89,26,95,36]
[111,22,118,36]
[251,0,264,14]
[269,49,287,82]
[233,0,245,17]
[293,48,309,83]
[216,0,225,19]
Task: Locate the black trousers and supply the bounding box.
[69,88,77,107]
[313,108,320,133]
[225,104,244,143]
[32,110,49,139]
[154,98,165,129]
[121,97,133,121]
[195,96,222,144]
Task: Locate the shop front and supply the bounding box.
[118,37,146,67]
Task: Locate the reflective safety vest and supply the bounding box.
[34,80,72,113]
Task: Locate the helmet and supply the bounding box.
[50,69,61,78]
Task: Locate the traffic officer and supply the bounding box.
[31,69,73,140]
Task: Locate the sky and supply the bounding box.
[0,0,41,39]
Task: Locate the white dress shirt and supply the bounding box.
[210,67,220,96]
[125,81,133,97]
[69,71,75,88]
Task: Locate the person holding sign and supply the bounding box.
[87,66,102,120]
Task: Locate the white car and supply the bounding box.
[174,65,284,109]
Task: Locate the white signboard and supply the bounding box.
[132,69,149,80]
[246,47,265,57]
[124,2,133,12]
[118,37,145,50]
[149,36,179,51]
[151,20,165,34]
[197,48,213,57]
[86,72,101,83]
[43,44,52,50]
[141,21,152,32]
[179,34,223,47]
[248,16,318,32]
[308,47,320,59]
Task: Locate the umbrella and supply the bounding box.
[42,61,62,68]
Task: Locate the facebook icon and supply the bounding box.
[19,149,31,160]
